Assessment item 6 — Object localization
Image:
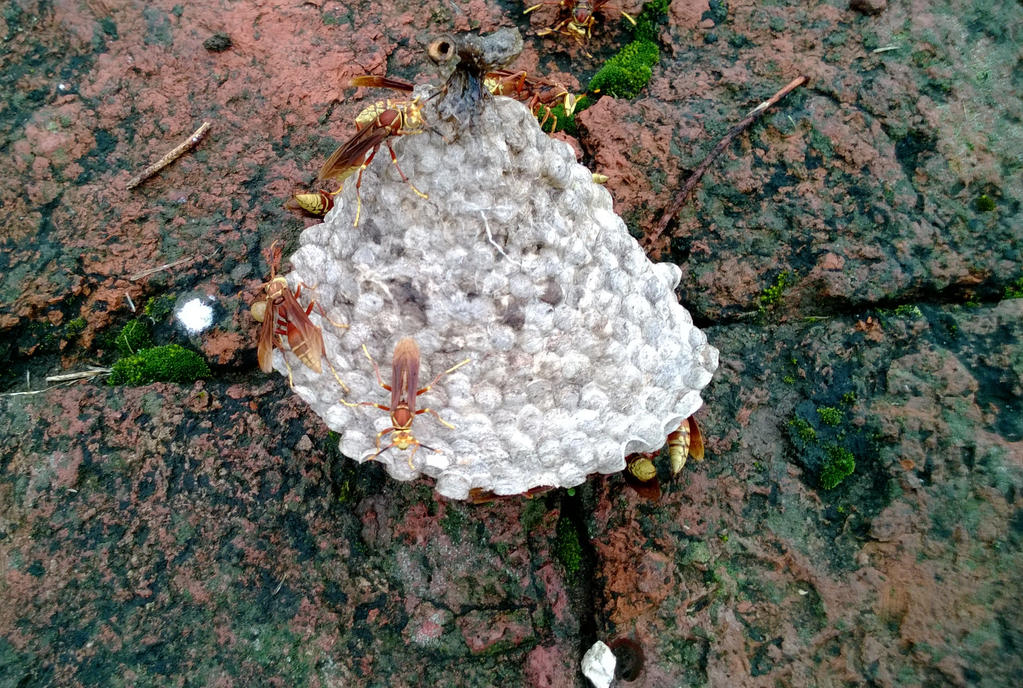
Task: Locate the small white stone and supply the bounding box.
[176,297,214,334]
[581,641,616,688]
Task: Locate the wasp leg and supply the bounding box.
[415,357,470,396]
[413,406,456,431]
[384,141,428,200]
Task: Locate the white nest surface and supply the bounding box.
[276,95,718,499]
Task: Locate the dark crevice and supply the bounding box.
[558,487,601,653]
[689,285,1019,330]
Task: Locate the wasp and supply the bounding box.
[316,87,428,226]
[250,242,348,391]
[623,415,704,500]
[524,0,636,51]
[345,338,469,468]
[667,416,704,474]
[353,72,577,133]
[484,69,578,131]
[284,190,335,217]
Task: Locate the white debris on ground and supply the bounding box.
[581,640,616,688]
[175,297,214,334]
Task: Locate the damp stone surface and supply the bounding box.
[279,94,719,500]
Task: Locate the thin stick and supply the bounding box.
[45,367,112,383]
[128,247,220,280]
[126,121,211,190]
[0,368,111,397]
[128,256,193,280]
[651,76,809,245]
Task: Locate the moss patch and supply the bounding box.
[588,39,659,99]
[114,319,154,356]
[974,193,996,211]
[757,270,795,312]
[820,446,856,490]
[108,344,210,386]
[632,0,670,43]
[143,294,176,322]
[816,407,843,427]
[555,515,583,575]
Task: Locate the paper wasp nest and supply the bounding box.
[281,95,719,500]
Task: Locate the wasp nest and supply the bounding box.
[278,94,718,500]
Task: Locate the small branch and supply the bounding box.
[273,573,288,596]
[128,248,219,281]
[0,368,111,397]
[128,256,194,280]
[650,76,809,246]
[126,121,211,191]
[45,367,112,383]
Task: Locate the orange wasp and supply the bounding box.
[667,415,704,474]
[525,0,635,51]
[622,415,705,501]
[484,69,578,130]
[352,72,577,133]
[345,338,469,468]
[284,190,335,217]
[250,242,348,390]
[313,78,428,226]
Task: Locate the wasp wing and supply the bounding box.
[391,338,421,414]
[350,75,415,93]
[317,124,390,184]
[688,417,705,462]
[280,290,324,374]
[256,300,277,373]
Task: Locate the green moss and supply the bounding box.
[789,417,817,443]
[816,407,843,426]
[555,516,583,575]
[540,92,594,135]
[108,344,210,386]
[143,294,176,322]
[1005,276,1023,299]
[520,499,548,534]
[63,317,87,338]
[114,319,154,355]
[757,270,794,311]
[632,0,670,43]
[974,194,996,211]
[820,446,855,490]
[893,304,923,318]
[588,39,659,99]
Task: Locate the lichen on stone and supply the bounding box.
[272,84,718,500]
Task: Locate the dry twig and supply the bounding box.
[45,367,112,383]
[650,76,809,246]
[0,367,111,397]
[126,121,211,190]
[128,247,220,281]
